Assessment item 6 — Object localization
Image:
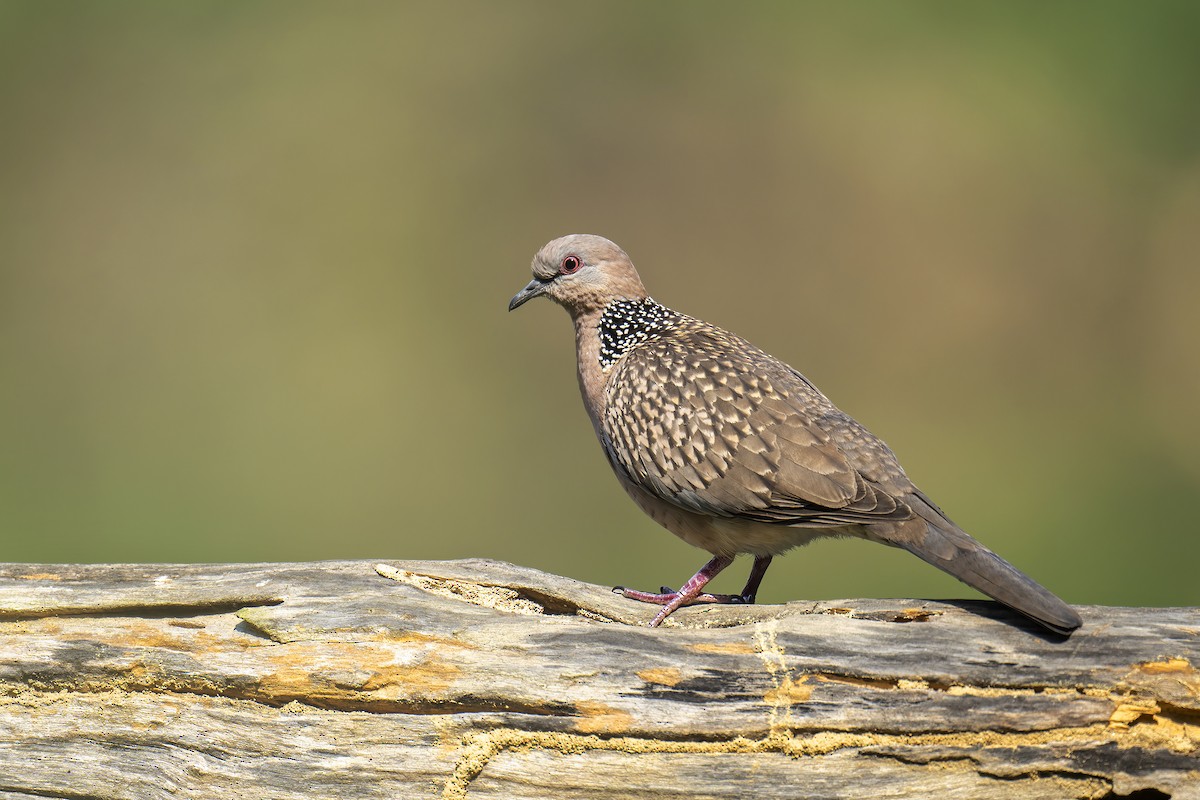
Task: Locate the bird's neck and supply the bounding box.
[572,309,608,439]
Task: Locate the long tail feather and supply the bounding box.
[884,494,1082,634]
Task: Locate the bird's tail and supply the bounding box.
[883,492,1082,635]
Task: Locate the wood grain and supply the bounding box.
[0,560,1196,799]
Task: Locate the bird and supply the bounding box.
[508,234,1082,634]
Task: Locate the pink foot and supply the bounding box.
[612,554,774,627]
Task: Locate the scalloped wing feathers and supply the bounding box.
[602,314,916,527]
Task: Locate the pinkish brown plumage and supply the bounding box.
[510,234,1080,633]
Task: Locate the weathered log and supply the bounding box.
[0,560,1195,799]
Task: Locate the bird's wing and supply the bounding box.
[601,325,913,526]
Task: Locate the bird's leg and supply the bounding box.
[655,553,773,605]
[737,554,773,604]
[613,554,738,627]
[618,554,774,607]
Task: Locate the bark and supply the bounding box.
[0,560,1196,799]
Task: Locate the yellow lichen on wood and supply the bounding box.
[686,641,756,655]
[636,667,682,687]
[763,675,813,705]
[573,700,634,734]
[1109,697,1161,729]
[1139,658,1192,674]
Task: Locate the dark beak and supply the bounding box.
[508,278,548,311]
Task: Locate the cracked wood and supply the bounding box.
[0,560,1197,799]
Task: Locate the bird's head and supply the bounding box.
[509,234,649,316]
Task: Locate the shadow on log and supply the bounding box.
[0,560,1196,799]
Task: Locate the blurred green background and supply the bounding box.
[2,2,1197,608]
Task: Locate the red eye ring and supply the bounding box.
[559,255,582,275]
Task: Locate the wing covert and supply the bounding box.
[601,324,913,526]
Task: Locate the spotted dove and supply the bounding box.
[509,234,1081,634]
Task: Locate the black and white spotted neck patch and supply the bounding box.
[598,298,679,369]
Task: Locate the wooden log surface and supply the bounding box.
[0,559,1196,799]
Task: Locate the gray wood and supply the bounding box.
[0,560,1195,799]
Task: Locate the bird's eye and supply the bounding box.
[560,255,582,275]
